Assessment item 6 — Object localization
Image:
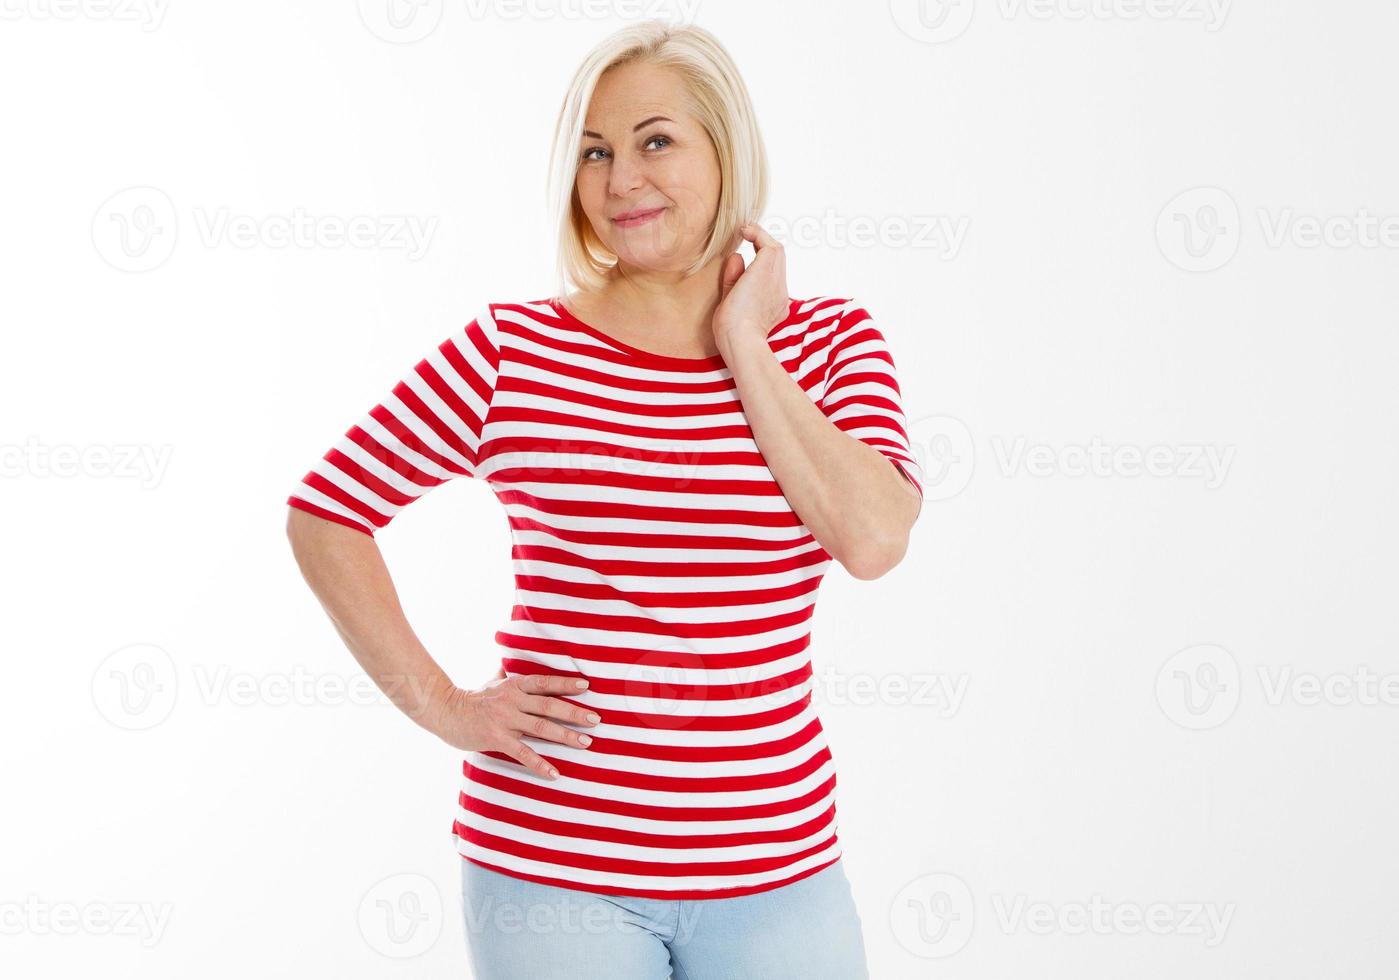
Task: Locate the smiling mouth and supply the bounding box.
[613,207,666,227]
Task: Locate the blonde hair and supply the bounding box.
[546,20,769,295]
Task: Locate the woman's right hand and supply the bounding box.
[430,668,600,781]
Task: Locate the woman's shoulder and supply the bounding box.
[475,297,559,320]
[784,294,862,333]
[792,293,867,313]
[463,297,571,338]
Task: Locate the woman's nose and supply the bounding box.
[607,154,644,196]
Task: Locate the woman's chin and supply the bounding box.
[609,248,696,274]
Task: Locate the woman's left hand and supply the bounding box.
[714,222,790,350]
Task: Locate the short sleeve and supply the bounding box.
[285,306,501,536]
[818,299,925,499]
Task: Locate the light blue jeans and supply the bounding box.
[459,857,870,979]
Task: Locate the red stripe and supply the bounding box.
[458,792,836,849]
[503,514,820,553]
[456,824,838,879]
[462,760,838,822]
[507,569,822,606]
[490,486,809,527]
[454,853,842,902]
[285,496,374,535]
[494,629,812,673]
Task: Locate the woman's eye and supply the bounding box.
[580,135,670,163]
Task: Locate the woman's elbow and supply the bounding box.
[840,530,911,581]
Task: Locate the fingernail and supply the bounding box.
[547,767,559,779]
[586,712,600,724]
[579,735,592,746]
[575,679,588,689]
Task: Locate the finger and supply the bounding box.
[521,691,603,728]
[737,225,784,279]
[719,251,745,295]
[504,739,560,780]
[739,221,780,250]
[516,710,595,750]
[519,673,590,696]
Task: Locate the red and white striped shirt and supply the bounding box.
[287,296,923,899]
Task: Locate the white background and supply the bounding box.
[3,1,1397,977]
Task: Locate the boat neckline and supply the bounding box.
[544,296,735,370]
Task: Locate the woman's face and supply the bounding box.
[574,60,722,274]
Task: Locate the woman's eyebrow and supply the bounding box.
[583,115,674,139]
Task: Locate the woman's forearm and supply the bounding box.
[716,330,921,580]
[284,508,455,735]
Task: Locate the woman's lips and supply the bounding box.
[613,207,665,228]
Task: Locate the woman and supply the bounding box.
[285,20,923,979]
